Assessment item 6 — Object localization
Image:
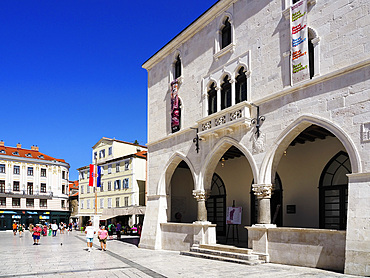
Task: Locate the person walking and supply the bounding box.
[48,224,52,236]
[51,222,58,237]
[18,224,24,237]
[13,222,18,236]
[28,223,34,236]
[108,223,115,240]
[32,224,42,245]
[98,226,108,251]
[84,221,95,252]
[116,222,122,240]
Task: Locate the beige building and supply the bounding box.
[78,137,147,227]
[140,0,369,276]
[0,141,70,229]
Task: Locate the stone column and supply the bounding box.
[252,184,272,224]
[216,86,221,113]
[230,78,236,106]
[192,189,208,222]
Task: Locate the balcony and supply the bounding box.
[197,101,252,139]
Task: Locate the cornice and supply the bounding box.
[142,0,236,70]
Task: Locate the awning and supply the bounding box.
[100,206,146,220]
[99,215,118,221]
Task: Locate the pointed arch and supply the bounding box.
[260,114,361,185]
[156,152,197,196]
[200,137,258,192]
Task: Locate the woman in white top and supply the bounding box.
[84,221,96,252]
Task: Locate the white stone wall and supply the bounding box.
[143,0,370,275]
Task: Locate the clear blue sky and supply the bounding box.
[0,0,218,181]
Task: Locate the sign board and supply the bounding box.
[226,207,242,225]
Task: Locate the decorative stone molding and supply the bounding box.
[252,184,272,199]
[252,132,266,154]
[192,189,207,201]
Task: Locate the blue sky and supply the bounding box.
[0,0,218,180]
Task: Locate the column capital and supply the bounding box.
[192,189,208,201]
[252,184,272,199]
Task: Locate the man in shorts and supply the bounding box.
[13,222,18,236]
[84,221,95,252]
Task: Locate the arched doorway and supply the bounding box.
[206,173,226,236]
[319,151,350,230]
[251,174,283,226]
[169,160,197,223]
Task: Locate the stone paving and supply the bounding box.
[0,230,363,278]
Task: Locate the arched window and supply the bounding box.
[308,32,315,79]
[206,173,226,236]
[208,83,217,115]
[319,151,350,230]
[174,55,182,79]
[221,76,231,110]
[221,17,231,49]
[235,67,247,103]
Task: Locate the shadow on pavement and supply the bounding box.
[115,236,140,246]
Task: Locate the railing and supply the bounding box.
[197,101,252,138]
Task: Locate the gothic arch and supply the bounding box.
[200,137,258,192]
[156,152,197,196]
[260,114,361,185]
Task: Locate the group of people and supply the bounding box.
[84,221,108,252]
[12,221,78,246]
[106,222,142,240]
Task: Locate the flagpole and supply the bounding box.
[94,158,97,216]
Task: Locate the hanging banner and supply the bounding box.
[171,79,181,133]
[291,0,309,84]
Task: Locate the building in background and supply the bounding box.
[140,0,369,276]
[77,137,147,228]
[68,180,79,225]
[0,141,70,229]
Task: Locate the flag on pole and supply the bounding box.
[96,166,101,187]
[89,164,94,187]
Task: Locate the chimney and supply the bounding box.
[16,143,21,149]
[0,140,4,147]
[31,145,39,151]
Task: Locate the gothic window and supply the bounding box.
[319,151,350,230]
[174,55,182,79]
[221,76,231,110]
[208,83,217,115]
[235,67,247,103]
[221,17,231,49]
[171,80,181,133]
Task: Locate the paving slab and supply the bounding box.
[0,230,364,277]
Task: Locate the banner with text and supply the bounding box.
[291,0,309,84]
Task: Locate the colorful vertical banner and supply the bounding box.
[89,164,94,187]
[291,0,309,84]
[171,79,181,133]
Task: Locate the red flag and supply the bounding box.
[89,164,94,187]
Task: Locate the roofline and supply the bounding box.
[92,137,147,149]
[76,152,147,171]
[142,0,235,70]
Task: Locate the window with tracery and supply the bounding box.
[208,83,217,115]
[235,67,247,103]
[221,76,231,110]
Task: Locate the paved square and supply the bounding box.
[0,231,362,277]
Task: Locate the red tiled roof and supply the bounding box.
[0,145,66,163]
[135,150,147,159]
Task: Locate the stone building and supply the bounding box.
[77,137,147,227]
[140,0,369,276]
[0,141,70,228]
[68,180,79,224]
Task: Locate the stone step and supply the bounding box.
[198,244,253,255]
[180,250,264,266]
[190,246,259,261]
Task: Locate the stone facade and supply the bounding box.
[141,0,370,276]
